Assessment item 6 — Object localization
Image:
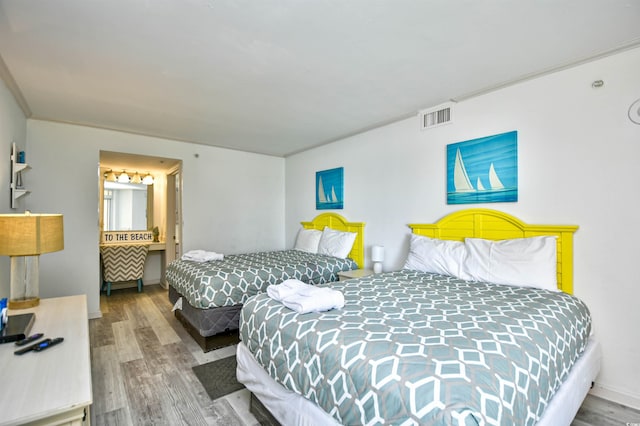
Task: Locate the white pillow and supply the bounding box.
[463,236,558,291]
[294,228,323,253]
[403,234,468,278]
[317,227,357,259]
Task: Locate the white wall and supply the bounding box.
[25,120,285,318]
[0,77,27,298]
[285,47,640,408]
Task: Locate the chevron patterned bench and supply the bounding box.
[100,244,149,296]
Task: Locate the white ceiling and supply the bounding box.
[1,1,639,157]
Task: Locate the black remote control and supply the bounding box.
[15,333,44,346]
[15,338,51,355]
[33,337,64,352]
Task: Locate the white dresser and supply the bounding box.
[0,295,92,425]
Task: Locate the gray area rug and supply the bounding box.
[193,355,245,400]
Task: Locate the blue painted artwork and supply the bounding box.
[316,167,344,210]
[447,131,518,204]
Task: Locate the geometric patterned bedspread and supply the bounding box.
[239,270,592,425]
[166,250,357,309]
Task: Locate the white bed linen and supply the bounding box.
[236,338,601,426]
[537,337,602,425]
[236,341,339,426]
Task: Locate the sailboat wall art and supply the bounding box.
[316,167,344,210]
[447,130,518,205]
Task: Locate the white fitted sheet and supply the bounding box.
[236,337,601,426]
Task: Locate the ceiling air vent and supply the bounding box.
[419,103,453,130]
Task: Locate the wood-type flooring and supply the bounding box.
[90,285,255,425]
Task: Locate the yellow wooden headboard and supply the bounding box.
[408,209,578,294]
[301,213,365,268]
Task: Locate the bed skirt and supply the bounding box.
[169,285,241,352]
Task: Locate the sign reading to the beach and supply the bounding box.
[102,231,154,244]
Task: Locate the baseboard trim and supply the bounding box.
[590,382,640,410]
[88,310,103,320]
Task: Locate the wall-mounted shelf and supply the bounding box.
[10,142,30,209]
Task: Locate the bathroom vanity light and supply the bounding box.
[117,170,130,183]
[142,173,154,185]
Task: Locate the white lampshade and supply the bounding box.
[371,245,384,262]
[372,245,384,274]
[117,171,130,183]
[142,173,154,185]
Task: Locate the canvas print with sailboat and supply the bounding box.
[316,167,344,210]
[447,131,518,204]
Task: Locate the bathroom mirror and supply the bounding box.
[103,181,153,231]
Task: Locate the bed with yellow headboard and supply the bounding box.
[409,208,578,293]
[236,208,599,426]
[301,212,365,268]
[166,213,364,352]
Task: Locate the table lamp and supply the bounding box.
[371,245,384,274]
[0,212,64,309]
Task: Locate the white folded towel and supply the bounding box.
[281,286,345,314]
[182,249,224,262]
[266,279,310,301]
[267,279,344,314]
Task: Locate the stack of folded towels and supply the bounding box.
[181,249,224,262]
[266,279,345,314]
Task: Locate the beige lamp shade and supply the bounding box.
[0,213,64,256]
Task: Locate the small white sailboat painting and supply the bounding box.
[453,151,508,193]
[316,167,344,209]
[476,177,486,191]
[317,176,327,203]
[455,149,508,192]
[488,163,504,190]
[474,164,504,192]
[453,148,475,193]
[330,186,338,203]
[447,130,518,204]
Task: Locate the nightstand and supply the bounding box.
[338,268,375,281]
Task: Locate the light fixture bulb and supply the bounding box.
[131,172,142,184]
[104,170,117,182]
[142,173,154,185]
[117,171,130,183]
